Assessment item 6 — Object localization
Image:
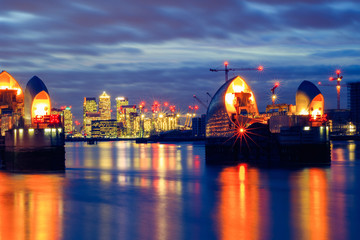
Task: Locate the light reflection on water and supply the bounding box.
[0,140,360,240]
[0,173,63,240]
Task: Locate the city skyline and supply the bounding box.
[0,0,359,120]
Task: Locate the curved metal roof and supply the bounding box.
[25,76,49,99]
[24,76,50,125]
[296,80,323,114]
[296,80,321,101]
[0,70,24,101]
[206,77,234,120]
[206,76,259,138]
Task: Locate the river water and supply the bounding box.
[0,140,359,240]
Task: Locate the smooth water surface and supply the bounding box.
[1,141,360,240]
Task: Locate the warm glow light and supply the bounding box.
[239,128,245,133]
[249,92,254,102]
[232,83,245,93]
[272,95,277,100]
[0,86,22,95]
[311,109,321,119]
[224,76,259,116]
[225,93,235,105]
[258,65,264,71]
[348,123,356,132]
[304,126,310,131]
[32,91,51,124]
[299,109,309,115]
[34,103,49,116]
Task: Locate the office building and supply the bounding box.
[91,119,117,138]
[116,97,129,122]
[99,92,111,120]
[348,82,360,134]
[63,107,73,135]
[84,112,100,137]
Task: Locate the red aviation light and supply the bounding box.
[170,105,176,112]
[336,69,341,75]
[318,81,322,85]
[164,102,169,107]
[194,105,199,110]
[275,82,279,87]
[224,61,228,66]
[50,114,60,124]
[329,77,334,81]
[258,65,264,71]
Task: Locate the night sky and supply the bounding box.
[1,0,359,121]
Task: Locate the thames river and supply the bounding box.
[1,140,360,240]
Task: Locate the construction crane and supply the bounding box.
[184,105,198,129]
[193,95,207,109]
[210,61,264,82]
[318,70,345,110]
[270,82,279,105]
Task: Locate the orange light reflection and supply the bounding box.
[0,173,63,240]
[291,168,329,240]
[218,165,269,240]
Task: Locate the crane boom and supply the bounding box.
[318,70,344,109]
[193,95,207,109]
[210,61,263,82]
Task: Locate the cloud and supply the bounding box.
[311,49,360,58]
[0,0,359,120]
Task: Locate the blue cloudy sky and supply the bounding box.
[1,0,359,121]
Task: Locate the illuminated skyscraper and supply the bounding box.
[99,92,111,120]
[83,97,98,137]
[63,107,73,135]
[116,97,129,122]
[83,97,97,114]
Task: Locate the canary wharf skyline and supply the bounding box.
[1,0,359,119]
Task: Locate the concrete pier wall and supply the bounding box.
[2,128,65,172]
